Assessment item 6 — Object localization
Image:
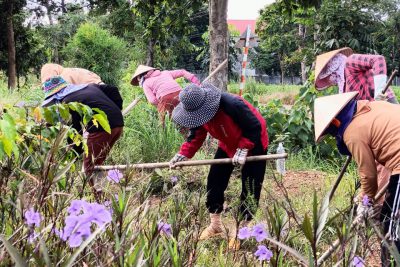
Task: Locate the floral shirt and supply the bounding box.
[344,54,395,101]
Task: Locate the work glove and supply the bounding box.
[233,148,249,167]
[375,93,388,101]
[373,74,387,99]
[355,195,379,224]
[169,153,187,168]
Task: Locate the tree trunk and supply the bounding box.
[61,0,66,14]
[299,24,307,84]
[209,0,228,91]
[146,37,155,66]
[6,0,16,90]
[278,54,284,84]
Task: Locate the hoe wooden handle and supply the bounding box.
[382,69,398,94]
[94,153,287,171]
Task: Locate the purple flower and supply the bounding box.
[252,223,268,242]
[171,176,178,183]
[238,227,252,240]
[158,221,172,236]
[68,222,91,248]
[352,256,365,267]
[25,208,42,227]
[104,200,111,207]
[83,202,112,228]
[61,215,80,241]
[68,200,87,215]
[28,231,39,244]
[54,228,63,239]
[362,195,370,207]
[58,200,112,247]
[254,245,273,261]
[107,169,123,183]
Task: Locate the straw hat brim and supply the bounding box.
[172,84,222,128]
[130,65,156,85]
[314,91,358,142]
[314,47,354,89]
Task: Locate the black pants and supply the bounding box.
[206,145,267,221]
[381,174,400,266]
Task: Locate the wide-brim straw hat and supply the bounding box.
[172,83,222,128]
[130,65,156,85]
[314,47,353,89]
[314,91,358,142]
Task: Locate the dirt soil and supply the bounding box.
[267,170,326,199]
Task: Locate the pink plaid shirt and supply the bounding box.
[344,54,395,100]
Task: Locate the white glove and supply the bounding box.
[355,196,379,223]
[356,204,373,219]
[374,74,387,99]
[375,93,388,101]
[169,153,187,168]
[232,148,248,166]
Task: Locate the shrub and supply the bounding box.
[63,22,129,85]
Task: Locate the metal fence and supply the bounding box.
[193,72,400,86]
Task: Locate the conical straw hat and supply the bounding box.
[314,91,358,142]
[314,47,353,87]
[130,65,156,85]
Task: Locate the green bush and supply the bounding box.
[63,22,129,85]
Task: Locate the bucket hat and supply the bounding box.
[42,76,69,99]
[172,83,222,128]
[314,47,353,89]
[314,91,358,142]
[130,65,156,85]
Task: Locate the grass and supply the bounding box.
[228,78,301,95]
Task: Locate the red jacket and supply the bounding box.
[179,93,269,158]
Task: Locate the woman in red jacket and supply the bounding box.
[169,83,269,244]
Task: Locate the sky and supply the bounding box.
[227,0,275,20]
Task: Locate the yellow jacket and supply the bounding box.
[344,100,400,199]
[41,63,102,84]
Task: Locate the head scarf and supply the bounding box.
[318,54,347,93]
[322,99,357,155]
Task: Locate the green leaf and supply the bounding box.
[53,160,76,184]
[264,236,308,265]
[43,108,56,124]
[1,113,17,139]
[58,105,71,121]
[92,113,111,134]
[39,237,52,267]
[1,137,13,156]
[154,168,164,177]
[316,192,330,244]
[301,213,314,245]
[312,190,318,234]
[0,235,28,267]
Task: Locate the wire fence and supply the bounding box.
[193,72,400,86]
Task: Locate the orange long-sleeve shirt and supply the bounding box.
[344,100,400,199]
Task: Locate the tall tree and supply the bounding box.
[131,0,206,67]
[6,0,17,89]
[257,3,298,83]
[209,0,228,90]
